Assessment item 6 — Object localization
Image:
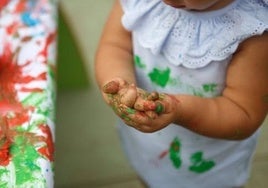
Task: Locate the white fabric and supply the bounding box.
[121,0,268,68]
[117,0,268,188]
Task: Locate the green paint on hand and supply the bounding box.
[155,103,164,114]
[126,107,135,115]
[134,55,146,69]
[169,137,182,169]
[148,67,171,88]
[189,151,215,173]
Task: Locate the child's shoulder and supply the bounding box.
[238,32,268,57]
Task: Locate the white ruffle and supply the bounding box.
[120,0,268,68]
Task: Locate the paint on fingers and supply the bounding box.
[120,84,137,107]
[102,81,120,94]
[134,98,156,111]
[145,111,158,119]
[155,102,164,114]
[147,92,159,101]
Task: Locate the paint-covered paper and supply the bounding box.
[0,0,57,187]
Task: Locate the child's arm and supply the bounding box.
[95,0,135,89]
[176,33,268,139]
[125,33,268,140]
[95,1,158,123]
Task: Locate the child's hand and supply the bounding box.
[118,93,180,132]
[102,78,161,126]
[102,78,159,109]
[102,78,136,107]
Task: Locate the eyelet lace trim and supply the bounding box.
[121,0,268,68]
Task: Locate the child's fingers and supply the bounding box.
[102,80,120,94]
[102,78,129,94]
[155,101,165,114]
[118,104,153,125]
[145,111,158,119]
[134,97,157,111]
[120,84,137,107]
[147,92,159,101]
[154,93,179,114]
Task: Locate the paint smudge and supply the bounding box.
[157,137,216,174]
[134,55,146,69]
[148,67,171,88]
[37,124,54,162]
[189,152,215,173]
[169,137,182,169]
[203,83,217,93]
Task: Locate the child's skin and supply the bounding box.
[95,0,268,140]
[102,78,161,127]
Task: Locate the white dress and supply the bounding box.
[118,0,268,187]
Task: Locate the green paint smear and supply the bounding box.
[10,136,45,185]
[203,84,217,93]
[189,151,215,173]
[22,92,46,107]
[155,103,164,114]
[0,182,8,188]
[169,137,182,169]
[126,108,135,115]
[22,87,55,122]
[134,55,146,69]
[193,89,204,97]
[0,169,9,184]
[148,67,171,88]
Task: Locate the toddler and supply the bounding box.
[95,0,268,187]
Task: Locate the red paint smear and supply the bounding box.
[0,41,47,165]
[16,72,47,84]
[0,100,23,116]
[0,44,46,96]
[19,88,44,92]
[7,110,31,127]
[158,150,169,159]
[6,22,20,35]
[39,33,56,59]
[0,0,8,11]
[0,139,11,166]
[14,0,27,13]
[38,125,54,161]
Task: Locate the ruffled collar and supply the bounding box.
[121,0,268,68]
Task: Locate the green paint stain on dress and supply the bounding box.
[169,137,182,169]
[203,83,217,93]
[189,151,215,173]
[148,67,171,88]
[134,55,146,69]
